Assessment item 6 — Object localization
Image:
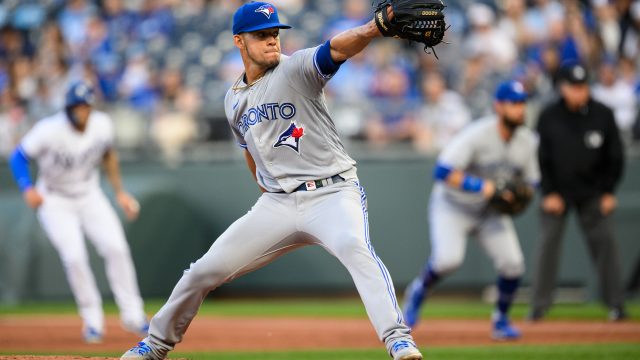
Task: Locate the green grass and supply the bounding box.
[1,298,639,321]
[3,344,639,359]
[172,344,640,360]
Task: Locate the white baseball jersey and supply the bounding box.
[19,110,146,334]
[224,46,357,193]
[20,111,114,197]
[433,116,540,214]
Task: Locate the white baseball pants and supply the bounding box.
[37,189,146,332]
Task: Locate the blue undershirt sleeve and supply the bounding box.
[9,147,33,192]
[433,162,453,181]
[434,162,484,193]
[314,40,345,78]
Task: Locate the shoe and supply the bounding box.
[121,340,162,360]
[83,327,103,344]
[609,307,629,322]
[492,315,521,340]
[390,340,423,360]
[124,321,150,337]
[526,309,544,322]
[402,278,425,328]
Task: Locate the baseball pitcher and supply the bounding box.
[121,1,448,359]
[403,80,540,340]
[8,81,149,343]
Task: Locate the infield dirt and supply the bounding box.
[1,315,638,359]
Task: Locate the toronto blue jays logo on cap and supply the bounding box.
[511,81,524,94]
[232,2,292,35]
[255,4,275,19]
[274,123,304,153]
[495,80,528,102]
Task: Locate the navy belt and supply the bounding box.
[294,174,345,192]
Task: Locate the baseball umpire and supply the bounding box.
[529,62,627,321]
[403,80,539,340]
[121,1,447,359]
[8,81,149,343]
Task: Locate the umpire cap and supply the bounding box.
[558,61,589,84]
[232,2,292,35]
[65,81,96,108]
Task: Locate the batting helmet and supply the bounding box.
[65,81,96,109]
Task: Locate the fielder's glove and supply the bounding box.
[373,0,448,56]
[488,177,534,216]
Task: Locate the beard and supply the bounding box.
[501,115,524,132]
[246,45,280,69]
[262,56,280,69]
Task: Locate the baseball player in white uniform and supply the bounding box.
[8,81,149,343]
[121,2,421,360]
[402,81,540,340]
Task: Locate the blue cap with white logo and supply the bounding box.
[65,81,96,108]
[495,80,528,103]
[232,2,292,35]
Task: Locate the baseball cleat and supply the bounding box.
[390,340,423,360]
[121,340,163,360]
[402,278,425,328]
[83,327,103,344]
[124,321,150,338]
[492,315,521,340]
[609,307,629,322]
[526,309,545,322]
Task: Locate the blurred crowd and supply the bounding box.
[0,0,639,163]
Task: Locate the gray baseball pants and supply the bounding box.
[145,179,412,355]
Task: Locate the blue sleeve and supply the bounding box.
[433,161,484,193]
[433,162,453,181]
[314,40,345,78]
[9,147,33,192]
[461,175,484,193]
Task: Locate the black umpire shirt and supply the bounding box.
[537,98,625,204]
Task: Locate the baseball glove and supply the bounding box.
[373,0,448,56]
[488,177,534,216]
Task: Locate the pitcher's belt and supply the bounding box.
[294,174,345,192]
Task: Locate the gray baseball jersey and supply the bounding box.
[433,116,540,214]
[428,117,539,278]
[144,44,414,357]
[224,46,357,193]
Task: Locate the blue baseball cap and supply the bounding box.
[65,81,96,108]
[232,2,292,35]
[495,80,528,103]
